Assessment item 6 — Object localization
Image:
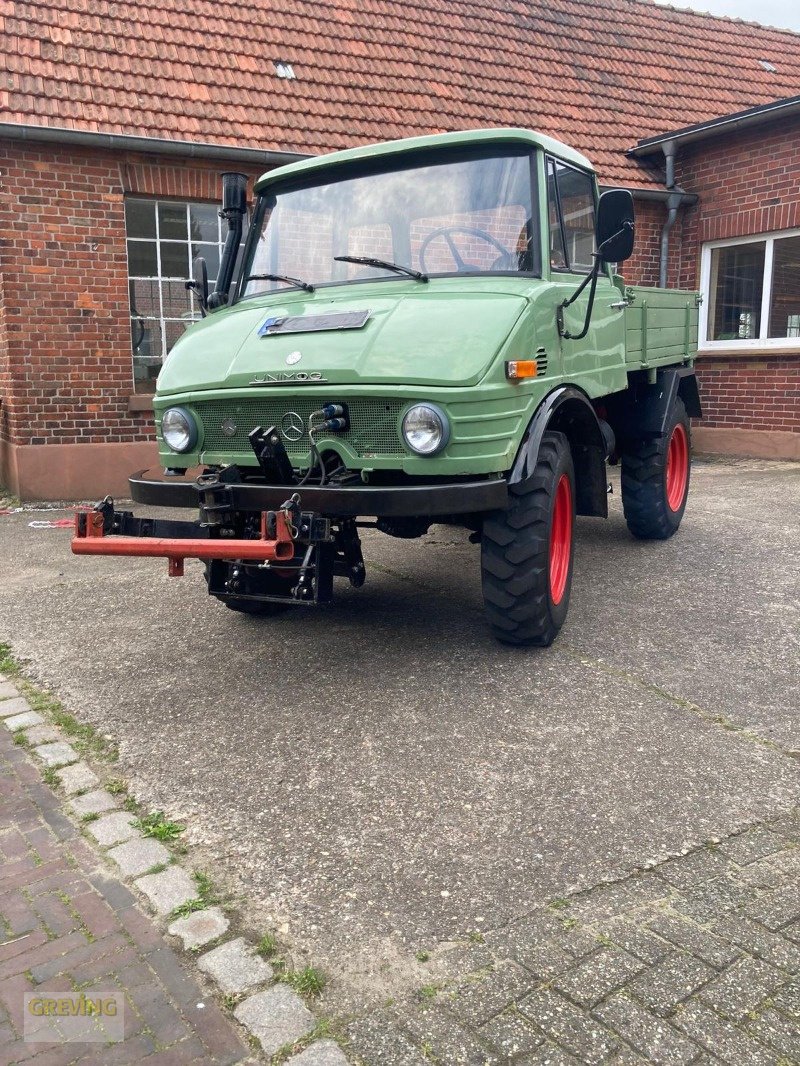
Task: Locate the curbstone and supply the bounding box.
[135,866,198,916]
[33,741,79,768]
[286,1039,349,1065]
[85,811,141,847]
[0,696,32,718]
[234,984,314,1055]
[4,710,45,731]
[168,907,230,950]
[55,761,100,795]
[69,789,119,818]
[22,724,61,745]
[197,936,273,995]
[0,681,20,700]
[107,837,171,879]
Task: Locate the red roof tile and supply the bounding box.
[1,0,800,187]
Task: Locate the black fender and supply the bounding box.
[607,367,702,443]
[510,386,608,518]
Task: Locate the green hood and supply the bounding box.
[156,283,527,393]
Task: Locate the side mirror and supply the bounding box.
[596,189,635,264]
[186,256,209,317]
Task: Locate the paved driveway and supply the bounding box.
[1,458,798,1015]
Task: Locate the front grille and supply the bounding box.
[194,398,406,459]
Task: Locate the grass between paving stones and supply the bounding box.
[277,965,326,997]
[0,642,118,763]
[169,870,226,920]
[256,932,279,958]
[131,809,186,842]
[271,1017,345,1065]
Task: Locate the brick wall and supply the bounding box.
[0,140,259,452]
[624,199,664,289]
[692,355,799,432]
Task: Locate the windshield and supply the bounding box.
[240,148,537,297]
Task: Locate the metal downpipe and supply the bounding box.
[659,141,682,288]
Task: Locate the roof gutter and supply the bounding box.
[601,185,698,205]
[629,94,800,157]
[0,122,308,168]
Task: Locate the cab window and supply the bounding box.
[547,159,596,273]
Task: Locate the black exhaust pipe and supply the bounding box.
[209,172,248,309]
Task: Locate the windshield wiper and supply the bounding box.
[244,272,315,293]
[334,255,428,283]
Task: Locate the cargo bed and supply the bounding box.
[623,285,700,369]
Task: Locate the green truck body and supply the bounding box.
[153,279,699,478]
[75,128,702,646]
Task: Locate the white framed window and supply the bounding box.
[125,198,244,393]
[699,228,800,351]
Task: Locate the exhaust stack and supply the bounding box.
[209,172,248,308]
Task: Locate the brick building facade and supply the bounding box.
[0,138,272,497]
[1,0,799,498]
[631,107,800,461]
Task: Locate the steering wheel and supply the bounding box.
[419,225,515,273]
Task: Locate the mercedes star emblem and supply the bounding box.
[280,412,305,442]
[220,418,238,437]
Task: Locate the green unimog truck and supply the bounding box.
[73,128,701,646]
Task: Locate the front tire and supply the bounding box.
[204,561,293,617]
[481,431,576,647]
[220,597,291,617]
[621,398,691,540]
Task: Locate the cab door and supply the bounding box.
[543,157,626,394]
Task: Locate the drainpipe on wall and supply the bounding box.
[659,140,684,288]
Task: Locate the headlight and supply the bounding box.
[161,407,198,453]
[402,403,450,456]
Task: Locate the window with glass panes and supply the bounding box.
[125,199,229,392]
[700,229,800,349]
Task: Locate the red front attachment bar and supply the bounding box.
[72,510,295,577]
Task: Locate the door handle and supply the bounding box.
[609,300,629,310]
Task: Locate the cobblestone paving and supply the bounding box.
[0,725,254,1064]
[346,812,800,1065]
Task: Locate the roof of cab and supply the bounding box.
[253,128,594,192]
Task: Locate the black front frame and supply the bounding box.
[129,470,509,518]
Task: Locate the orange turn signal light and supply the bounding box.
[505,359,538,380]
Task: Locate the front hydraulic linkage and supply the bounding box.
[72,495,297,576]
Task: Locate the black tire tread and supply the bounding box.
[481,432,567,647]
[621,399,690,540]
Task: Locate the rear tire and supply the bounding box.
[621,398,691,540]
[220,598,291,617]
[481,431,575,647]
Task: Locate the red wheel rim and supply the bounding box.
[549,474,572,606]
[665,423,689,512]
